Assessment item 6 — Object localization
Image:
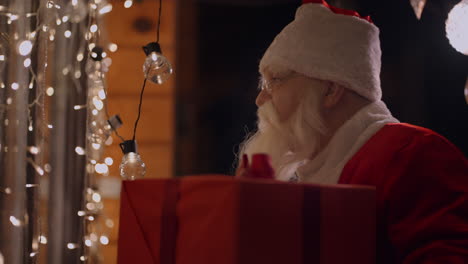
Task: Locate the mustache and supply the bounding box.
[257,102,280,131]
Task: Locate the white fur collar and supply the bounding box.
[297,101,399,184]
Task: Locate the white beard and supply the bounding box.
[239,90,327,181]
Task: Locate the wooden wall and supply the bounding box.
[102,0,175,262]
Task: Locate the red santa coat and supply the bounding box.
[339,123,468,264]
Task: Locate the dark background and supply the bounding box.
[175,0,468,176]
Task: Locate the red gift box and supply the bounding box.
[118,175,375,264]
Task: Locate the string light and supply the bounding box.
[23,58,31,67]
[124,0,133,8]
[75,146,85,155]
[46,87,54,96]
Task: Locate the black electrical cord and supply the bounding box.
[131,0,162,141]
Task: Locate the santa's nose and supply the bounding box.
[255,89,271,107]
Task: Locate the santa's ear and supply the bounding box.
[322,82,345,108]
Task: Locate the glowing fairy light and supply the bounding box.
[92,109,98,115]
[56,18,61,25]
[39,236,47,244]
[95,163,108,174]
[67,243,79,249]
[90,24,98,33]
[62,15,69,22]
[0,55,4,61]
[74,105,86,110]
[99,3,112,14]
[46,87,54,96]
[105,219,114,228]
[10,216,21,227]
[98,89,106,99]
[124,0,133,8]
[11,83,19,90]
[92,192,101,203]
[92,143,101,150]
[77,53,84,61]
[75,146,85,155]
[109,43,118,52]
[47,124,53,129]
[18,40,33,56]
[104,157,113,166]
[74,70,81,79]
[85,239,92,247]
[28,146,40,155]
[93,97,104,110]
[23,58,31,67]
[64,30,72,38]
[100,236,109,245]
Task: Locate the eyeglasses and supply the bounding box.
[259,72,299,95]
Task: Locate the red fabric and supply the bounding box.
[339,123,468,264]
[302,0,373,23]
[118,176,375,264]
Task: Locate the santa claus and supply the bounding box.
[238,0,468,263]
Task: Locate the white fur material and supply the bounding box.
[260,3,382,101]
[296,101,399,184]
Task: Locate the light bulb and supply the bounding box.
[142,42,173,84]
[119,140,146,180]
[120,152,146,180]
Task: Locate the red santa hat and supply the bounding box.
[260,0,382,102]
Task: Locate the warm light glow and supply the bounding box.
[39,235,48,244]
[124,0,133,8]
[85,239,92,247]
[11,83,19,90]
[74,105,85,110]
[92,192,102,202]
[90,24,98,33]
[62,15,69,22]
[10,216,21,227]
[92,109,98,115]
[23,58,31,67]
[92,143,101,150]
[446,0,468,55]
[64,30,72,38]
[77,53,84,61]
[109,43,118,52]
[75,146,85,155]
[98,89,106,99]
[18,40,33,56]
[0,55,4,61]
[77,210,86,216]
[29,146,40,155]
[46,87,54,96]
[100,236,109,245]
[67,243,78,249]
[104,157,113,166]
[105,219,114,228]
[93,97,104,110]
[47,124,53,129]
[74,70,81,79]
[95,163,109,174]
[99,3,112,14]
